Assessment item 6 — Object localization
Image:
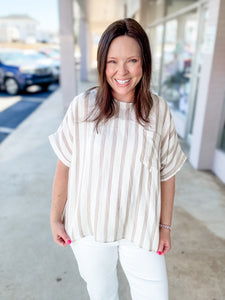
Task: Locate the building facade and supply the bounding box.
[0,14,59,44]
[0,14,39,43]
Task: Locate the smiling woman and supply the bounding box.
[86,18,154,131]
[49,18,187,300]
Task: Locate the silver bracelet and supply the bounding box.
[159,223,171,231]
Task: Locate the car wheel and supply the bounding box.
[5,78,20,95]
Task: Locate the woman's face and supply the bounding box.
[105,35,143,103]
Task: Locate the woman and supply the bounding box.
[49,18,187,300]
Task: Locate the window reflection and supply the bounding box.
[161,12,198,115]
[219,124,225,151]
[218,100,225,152]
[149,25,163,93]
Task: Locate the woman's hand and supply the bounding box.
[50,159,70,247]
[157,228,171,256]
[51,220,71,247]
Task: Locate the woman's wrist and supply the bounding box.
[159,223,171,231]
[50,213,63,224]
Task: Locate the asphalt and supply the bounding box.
[0,72,225,300]
[0,84,58,143]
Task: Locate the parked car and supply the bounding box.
[38,48,60,82]
[39,47,60,61]
[40,47,80,66]
[0,49,59,95]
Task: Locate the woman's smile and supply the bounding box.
[115,78,131,86]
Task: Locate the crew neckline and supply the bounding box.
[114,98,134,108]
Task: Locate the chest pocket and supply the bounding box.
[140,130,161,170]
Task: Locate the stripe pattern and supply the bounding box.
[49,89,187,252]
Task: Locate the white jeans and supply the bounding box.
[70,237,168,300]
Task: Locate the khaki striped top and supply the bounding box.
[49,88,187,252]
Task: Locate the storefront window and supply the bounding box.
[218,100,225,152]
[160,11,198,115]
[219,124,225,151]
[189,7,209,134]
[148,25,164,93]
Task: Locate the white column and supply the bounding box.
[189,0,225,169]
[79,16,88,81]
[58,0,76,108]
[139,0,149,28]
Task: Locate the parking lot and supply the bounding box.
[0,83,59,143]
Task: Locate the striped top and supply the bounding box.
[49,88,187,252]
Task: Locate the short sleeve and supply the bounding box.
[160,101,187,181]
[48,100,75,167]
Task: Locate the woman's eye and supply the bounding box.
[107,60,116,64]
[130,59,137,63]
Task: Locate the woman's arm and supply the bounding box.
[157,175,175,255]
[50,159,71,247]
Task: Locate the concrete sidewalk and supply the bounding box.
[0,73,225,300]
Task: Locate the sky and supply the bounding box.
[0,0,59,31]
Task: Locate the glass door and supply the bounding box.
[187,5,209,138]
[160,10,198,117]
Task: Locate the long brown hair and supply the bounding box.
[86,18,153,131]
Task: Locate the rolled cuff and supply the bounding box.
[160,154,187,182]
[49,134,71,167]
